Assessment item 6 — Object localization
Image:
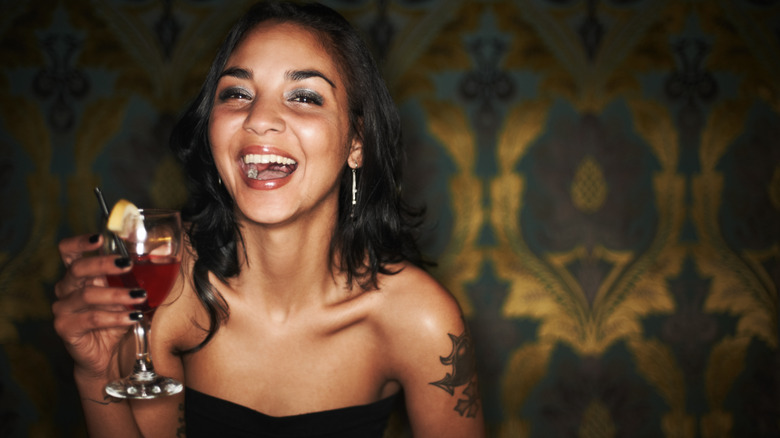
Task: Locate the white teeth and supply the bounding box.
[247,168,258,179]
[243,154,296,165]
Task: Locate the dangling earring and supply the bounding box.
[218,176,223,185]
[350,166,357,218]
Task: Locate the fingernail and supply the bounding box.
[129,312,143,321]
[114,257,131,268]
[129,289,146,299]
[89,234,100,244]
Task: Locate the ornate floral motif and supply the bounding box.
[0,1,778,436]
[33,34,89,132]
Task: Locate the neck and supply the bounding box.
[231,211,346,314]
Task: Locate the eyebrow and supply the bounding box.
[217,66,337,90]
[286,69,336,89]
[219,66,252,80]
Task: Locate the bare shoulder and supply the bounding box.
[375,263,484,437]
[375,262,470,374]
[376,263,464,337]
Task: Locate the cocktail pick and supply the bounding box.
[94,187,130,259]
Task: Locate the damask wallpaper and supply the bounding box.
[1,0,778,437]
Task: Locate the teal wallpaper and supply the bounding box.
[1,0,778,437]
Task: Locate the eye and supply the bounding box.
[218,87,252,102]
[288,89,323,106]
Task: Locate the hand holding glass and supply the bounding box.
[104,209,183,399]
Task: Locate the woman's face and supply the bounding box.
[209,21,361,227]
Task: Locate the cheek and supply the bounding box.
[295,116,350,161]
[208,113,235,157]
[296,123,323,151]
[208,113,224,148]
[207,113,219,145]
[207,114,233,179]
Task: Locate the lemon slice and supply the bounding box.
[107,199,141,237]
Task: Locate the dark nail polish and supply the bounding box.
[114,257,131,268]
[88,234,100,244]
[129,312,143,321]
[129,289,146,299]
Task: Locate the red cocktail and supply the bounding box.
[107,255,180,312]
[103,208,183,399]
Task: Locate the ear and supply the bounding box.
[348,136,363,169]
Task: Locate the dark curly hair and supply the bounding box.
[170,1,426,353]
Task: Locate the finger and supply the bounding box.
[53,285,146,318]
[54,278,74,299]
[69,254,132,280]
[53,307,142,339]
[54,254,132,300]
[59,234,102,266]
[54,266,88,300]
[51,288,121,319]
[81,286,147,307]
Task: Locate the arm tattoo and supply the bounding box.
[429,323,481,418]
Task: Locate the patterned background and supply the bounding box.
[1,0,779,437]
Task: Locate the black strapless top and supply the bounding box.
[185,387,398,438]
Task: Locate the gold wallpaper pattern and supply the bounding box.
[0,0,778,436]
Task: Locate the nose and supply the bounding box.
[243,98,285,135]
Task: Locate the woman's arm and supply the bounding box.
[75,338,185,438]
[382,266,486,438]
[53,234,185,437]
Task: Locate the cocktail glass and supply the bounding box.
[104,209,184,399]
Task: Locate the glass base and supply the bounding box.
[105,372,183,399]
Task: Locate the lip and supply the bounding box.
[237,145,298,190]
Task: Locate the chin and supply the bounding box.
[236,207,293,227]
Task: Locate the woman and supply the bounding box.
[53,2,484,437]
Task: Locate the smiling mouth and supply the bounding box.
[242,154,298,181]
